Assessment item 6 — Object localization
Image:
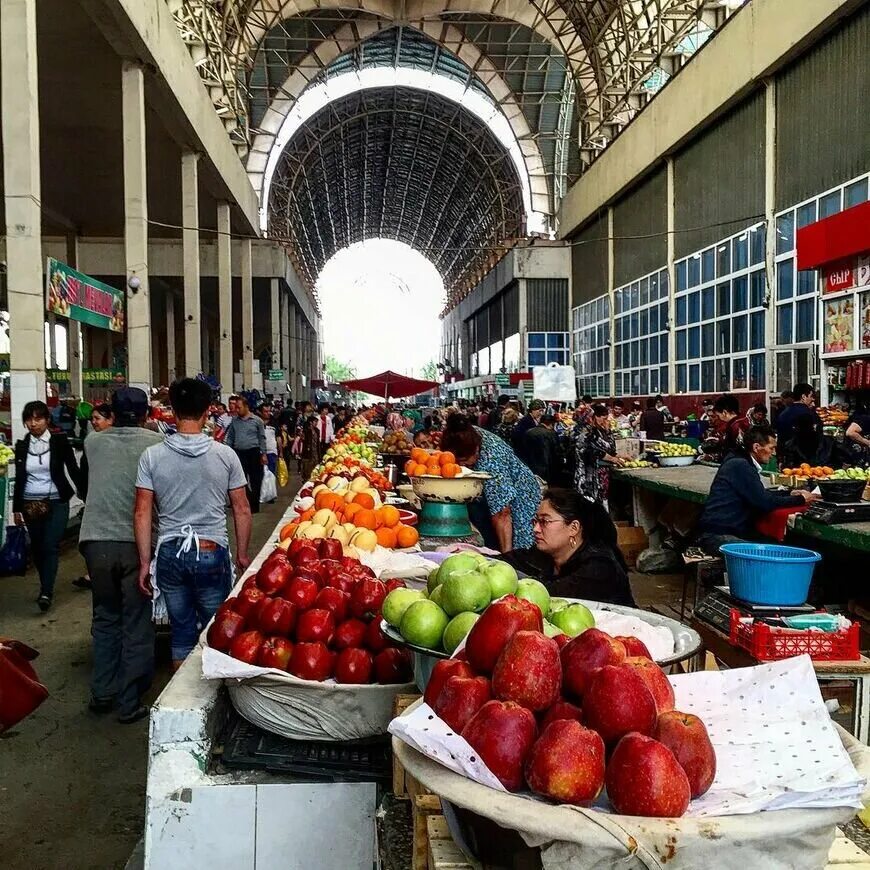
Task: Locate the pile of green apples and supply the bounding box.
[655,443,696,457]
[383,553,595,654]
[0,443,13,467]
[825,467,870,481]
[621,460,654,469]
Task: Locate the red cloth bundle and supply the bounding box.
[0,639,49,732]
[754,505,809,542]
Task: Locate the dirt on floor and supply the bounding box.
[0,497,292,870]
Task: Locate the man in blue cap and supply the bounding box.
[79,387,163,724]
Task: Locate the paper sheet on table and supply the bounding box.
[590,611,674,660]
[390,656,865,817]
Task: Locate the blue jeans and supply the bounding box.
[267,453,278,475]
[25,499,70,597]
[157,542,232,661]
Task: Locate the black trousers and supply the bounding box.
[235,447,264,514]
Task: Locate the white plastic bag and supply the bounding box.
[533,362,577,402]
[260,468,278,503]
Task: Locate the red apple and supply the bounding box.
[539,699,583,730]
[333,618,368,650]
[364,618,390,653]
[288,538,318,560]
[229,630,264,664]
[257,636,294,670]
[560,628,627,700]
[207,610,245,652]
[606,732,691,817]
[615,635,652,659]
[288,641,333,681]
[320,558,342,579]
[385,578,407,593]
[296,608,336,645]
[327,572,357,595]
[461,700,537,792]
[234,586,266,620]
[261,549,290,572]
[652,711,717,798]
[334,647,373,684]
[215,598,239,620]
[583,664,657,745]
[256,558,292,595]
[525,720,605,806]
[423,659,475,708]
[314,587,350,623]
[373,648,413,684]
[552,633,570,650]
[320,538,343,561]
[623,657,675,714]
[465,595,543,675]
[492,631,561,711]
[433,675,492,733]
[340,555,361,572]
[350,578,387,619]
[257,598,296,637]
[291,566,324,589]
[281,576,319,611]
[292,545,320,570]
[241,575,259,593]
[515,597,545,630]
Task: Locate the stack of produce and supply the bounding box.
[819,406,849,427]
[620,460,654,469]
[287,478,419,552]
[403,448,462,478]
[380,430,413,456]
[207,539,414,685]
[0,443,14,468]
[820,467,870,481]
[653,443,696,459]
[780,463,835,479]
[312,429,378,479]
[384,553,601,654]
[419,596,715,816]
[309,463,393,495]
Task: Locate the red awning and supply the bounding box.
[796,200,870,271]
[340,370,439,399]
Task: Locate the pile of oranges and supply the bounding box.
[781,464,835,479]
[403,448,462,478]
[296,489,420,549]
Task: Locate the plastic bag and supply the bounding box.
[0,639,48,732]
[532,362,577,402]
[276,457,289,488]
[0,526,28,576]
[260,469,278,503]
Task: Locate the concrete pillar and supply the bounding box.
[182,150,201,376]
[517,278,528,370]
[764,79,777,390]
[2,0,45,440]
[270,278,281,373]
[122,61,152,389]
[240,239,254,387]
[216,202,233,398]
[66,235,84,398]
[281,293,291,397]
[666,157,676,397]
[166,291,177,383]
[606,206,615,399]
[47,314,58,369]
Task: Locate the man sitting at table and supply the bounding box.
[695,425,819,556]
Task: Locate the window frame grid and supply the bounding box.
[571,296,610,398]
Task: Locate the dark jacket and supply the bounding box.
[524,426,558,482]
[698,451,804,538]
[639,408,665,440]
[511,414,537,461]
[499,543,635,607]
[14,432,80,511]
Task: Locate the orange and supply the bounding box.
[426,463,442,476]
[378,505,400,528]
[439,451,456,467]
[396,525,419,548]
[429,452,441,465]
[344,502,363,521]
[410,447,429,464]
[314,490,332,510]
[404,459,417,475]
[412,463,429,477]
[354,509,378,530]
[353,492,375,510]
[782,468,793,476]
[441,462,460,478]
[376,526,397,548]
[298,507,316,522]
[822,466,834,476]
[279,522,299,541]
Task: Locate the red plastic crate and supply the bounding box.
[728,609,861,662]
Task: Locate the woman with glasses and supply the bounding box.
[573,402,625,506]
[499,488,634,606]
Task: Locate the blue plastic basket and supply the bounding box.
[719,543,822,606]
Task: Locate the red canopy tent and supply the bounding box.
[340,370,439,400]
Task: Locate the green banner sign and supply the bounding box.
[83,369,125,384]
[267,369,286,381]
[46,368,71,382]
[494,373,510,386]
[46,258,125,333]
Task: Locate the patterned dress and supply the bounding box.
[573,422,617,505]
[473,427,541,549]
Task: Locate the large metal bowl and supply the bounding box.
[409,472,492,504]
[658,455,696,467]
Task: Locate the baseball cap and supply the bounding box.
[112,387,149,422]
[529,399,546,411]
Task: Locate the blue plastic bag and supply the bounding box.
[0,526,28,576]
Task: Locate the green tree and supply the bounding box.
[419,360,438,381]
[324,355,357,384]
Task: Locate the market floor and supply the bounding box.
[0,494,294,870]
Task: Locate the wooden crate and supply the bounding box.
[392,693,422,798]
[617,525,648,569]
[427,814,480,870]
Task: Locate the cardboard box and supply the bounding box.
[614,438,641,459]
[617,526,648,569]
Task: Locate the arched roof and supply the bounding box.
[268,86,526,310]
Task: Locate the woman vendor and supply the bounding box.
[440,414,540,552]
[499,488,635,606]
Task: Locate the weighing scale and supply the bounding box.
[694,586,816,635]
[804,500,870,525]
[408,471,492,538]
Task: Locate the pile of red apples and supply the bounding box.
[423,595,716,817]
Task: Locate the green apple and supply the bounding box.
[382,588,426,628]
[542,620,563,638]
[439,553,482,580]
[442,612,480,654]
[428,584,446,609]
[548,597,569,616]
[440,570,491,616]
[550,603,595,637]
[516,578,550,618]
[484,561,519,599]
[426,566,442,594]
[399,600,449,650]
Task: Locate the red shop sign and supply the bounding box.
[825,263,854,294]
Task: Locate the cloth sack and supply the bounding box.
[0,526,28,576]
[260,469,278,503]
[0,639,48,731]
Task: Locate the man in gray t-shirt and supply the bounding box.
[135,379,252,666]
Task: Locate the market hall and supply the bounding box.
[4,1,870,869]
